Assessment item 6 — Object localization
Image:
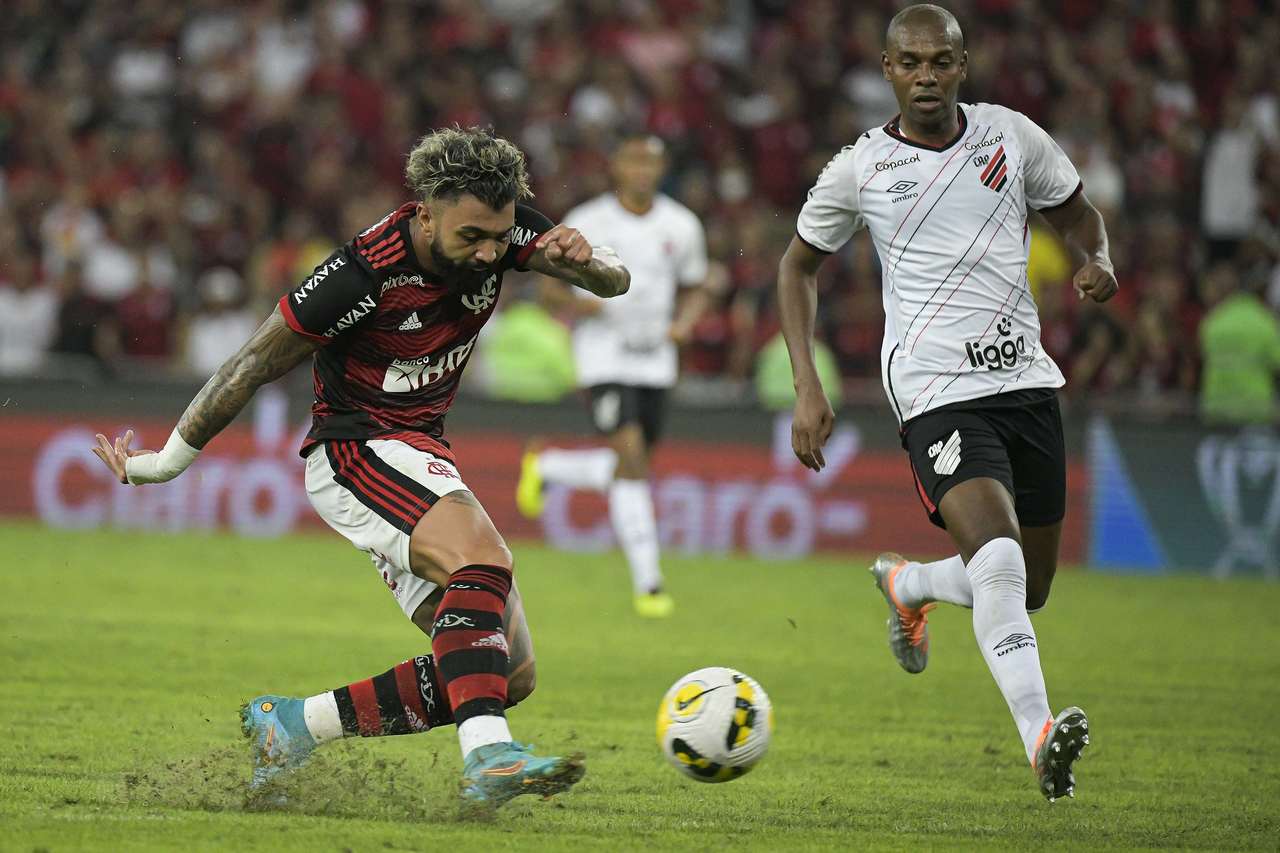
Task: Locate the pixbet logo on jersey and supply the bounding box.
[964,316,1027,370]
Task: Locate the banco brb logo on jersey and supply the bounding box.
[382,334,478,392]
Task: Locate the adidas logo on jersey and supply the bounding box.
[929,430,962,476]
[398,311,422,331]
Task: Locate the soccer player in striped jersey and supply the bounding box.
[777,5,1117,801]
[91,127,630,812]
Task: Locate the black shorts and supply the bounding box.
[900,388,1066,530]
[587,384,669,448]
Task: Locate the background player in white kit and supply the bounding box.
[516,135,714,618]
[777,5,1118,801]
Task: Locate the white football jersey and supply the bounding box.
[563,193,707,388]
[797,102,1081,423]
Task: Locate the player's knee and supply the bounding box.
[508,661,536,705]
[409,534,513,583]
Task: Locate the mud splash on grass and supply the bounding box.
[121,741,462,822]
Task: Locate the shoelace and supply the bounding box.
[899,602,935,646]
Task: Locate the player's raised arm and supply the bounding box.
[93,306,321,485]
[524,224,630,298]
[777,235,836,472]
[1038,190,1118,304]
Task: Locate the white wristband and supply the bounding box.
[125,428,201,485]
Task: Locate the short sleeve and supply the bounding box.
[277,245,378,342]
[506,204,555,271]
[1010,110,1083,211]
[796,145,865,254]
[677,210,708,286]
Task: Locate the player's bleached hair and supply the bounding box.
[405,126,532,208]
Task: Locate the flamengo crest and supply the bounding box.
[461,276,497,314]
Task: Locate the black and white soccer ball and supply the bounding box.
[655,666,773,783]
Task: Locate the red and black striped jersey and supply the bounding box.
[279,201,554,462]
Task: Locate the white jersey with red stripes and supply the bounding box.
[562,193,708,389]
[796,102,1081,424]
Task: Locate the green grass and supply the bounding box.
[1,519,1277,851]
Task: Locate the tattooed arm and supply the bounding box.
[524,224,630,297]
[92,306,320,484]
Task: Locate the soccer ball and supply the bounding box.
[655,666,773,783]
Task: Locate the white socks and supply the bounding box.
[302,693,344,744]
[608,478,664,595]
[895,555,973,608]
[966,537,1052,764]
[458,715,513,760]
[538,447,617,492]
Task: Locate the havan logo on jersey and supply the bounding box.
[509,225,537,248]
[382,333,478,392]
[294,257,348,304]
[324,295,376,337]
[964,316,1029,370]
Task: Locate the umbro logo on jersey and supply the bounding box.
[398,311,422,331]
[979,145,1009,192]
[929,430,962,476]
[886,180,918,194]
[993,632,1037,656]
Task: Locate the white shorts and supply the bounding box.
[305,438,468,618]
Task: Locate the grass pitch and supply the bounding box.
[1,519,1277,851]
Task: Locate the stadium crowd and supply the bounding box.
[1,0,1278,416]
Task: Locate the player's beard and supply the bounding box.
[430,234,492,289]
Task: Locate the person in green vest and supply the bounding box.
[483,299,577,402]
[1199,263,1280,425]
[755,331,843,412]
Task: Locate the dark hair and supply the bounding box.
[405,126,532,208]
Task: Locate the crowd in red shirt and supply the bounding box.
[1,0,1277,411]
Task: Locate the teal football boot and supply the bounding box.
[459,741,585,813]
[239,695,317,790]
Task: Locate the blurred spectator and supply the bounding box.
[0,255,57,376]
[1201,96,1263,263]
[1198,264,1280,425]
[0,1,1276,411]
[50,262,114,372]
[183,267,257,377]
[114,257,177,362]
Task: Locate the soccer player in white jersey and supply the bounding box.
[778,5,1118,801]
[516,134,714,618]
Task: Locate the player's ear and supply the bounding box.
[960,50,969,81]
[418,201,435,240]
[881,50,892,81]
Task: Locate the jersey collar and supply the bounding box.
[882,105,968,152]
